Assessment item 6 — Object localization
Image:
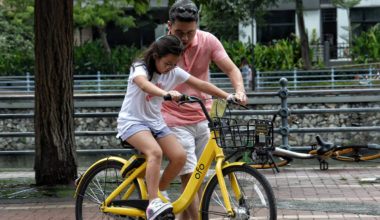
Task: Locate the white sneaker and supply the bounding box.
[160,190,171,202]
[146,198,173,220]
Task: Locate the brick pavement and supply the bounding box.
[0,165,380,219]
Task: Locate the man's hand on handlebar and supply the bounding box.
[234,91,248,105]
[227,93,248,109]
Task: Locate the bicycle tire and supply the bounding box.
[75,159,144,220]
[200,165,276,220]
[236,153,292,169]
[332,146,380,162]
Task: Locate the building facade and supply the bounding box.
[239,0,380,60]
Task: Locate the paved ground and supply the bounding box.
[0,163,380,219]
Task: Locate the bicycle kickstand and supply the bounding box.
[318,158,329,170]
[267,151,280,173]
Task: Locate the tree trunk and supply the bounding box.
[34,0,77,185]
[98,27,112,59]
[295,0,312,70]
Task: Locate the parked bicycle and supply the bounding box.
[236,132,380,171]
[74,95,277,219]
[215,102,380,171]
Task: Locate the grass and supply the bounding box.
[0,177,75,199]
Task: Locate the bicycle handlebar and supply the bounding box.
[163,93,246,126]
[367,144,380,149]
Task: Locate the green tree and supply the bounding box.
[0,0,34,75]
[199,0,277,41]
[74,0,149,58]
[294,0,311,69]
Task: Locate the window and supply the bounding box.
[257,10,295,44]
[351,7,380,37]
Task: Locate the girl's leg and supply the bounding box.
[126,130,163,202]
[157,134,187,191]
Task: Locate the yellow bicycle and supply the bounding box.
[74,95,277,219]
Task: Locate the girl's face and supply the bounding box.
[154,53,180,74]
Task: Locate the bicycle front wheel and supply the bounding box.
[75,159,143,220]
[200,165,276,220]
[333,146,380,162]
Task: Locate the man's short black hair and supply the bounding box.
[169,0,199,23]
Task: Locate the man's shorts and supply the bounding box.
[169,120,210,176]
[120,123,172,141]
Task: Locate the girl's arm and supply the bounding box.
[134,75,182,100]
[184,76,230,99]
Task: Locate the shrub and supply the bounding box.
[74,40,142,75]
[351,24,380,64]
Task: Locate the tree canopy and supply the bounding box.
[0,0,34,75]
[74,0,150,58]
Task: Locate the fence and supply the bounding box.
[256,66,380,91]
[0,71,251,94]
[2,67,379,94]
[1,78,380,153]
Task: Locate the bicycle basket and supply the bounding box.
[212,117,274,151]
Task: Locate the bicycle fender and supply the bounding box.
[200,162,246,205]
[74,156,129,198]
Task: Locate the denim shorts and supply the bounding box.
[120,123,172,141]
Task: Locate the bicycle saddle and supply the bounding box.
[120,139,134,148]
[315,135,335,155]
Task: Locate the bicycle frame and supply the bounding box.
[75,127,244,219]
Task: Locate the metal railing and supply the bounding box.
[0,71,250,94]
[1,79,380,152]
[256,66,380,91]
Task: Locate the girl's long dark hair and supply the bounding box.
[133,35,183,80]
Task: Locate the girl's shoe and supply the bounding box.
[146,198,173,220]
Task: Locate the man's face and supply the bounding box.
[168,20,197,49]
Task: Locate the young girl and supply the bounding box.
[117,35,234,220]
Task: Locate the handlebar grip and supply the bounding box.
[163,93,188,101]
[368,144,380,150]
[163,94,172,101]
[227,97,248,109]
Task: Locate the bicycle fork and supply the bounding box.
[215,157,242,218]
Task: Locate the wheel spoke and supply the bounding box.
[200,165,276,220]
[75,160,143,220]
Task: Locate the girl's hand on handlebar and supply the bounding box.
[165,90,183,102]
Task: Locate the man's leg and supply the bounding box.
[171,121,210,220]
[179,173,199,220]
[169,125,199,219]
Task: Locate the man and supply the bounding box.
[161,0,248,219]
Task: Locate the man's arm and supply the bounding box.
[214,56,248,105]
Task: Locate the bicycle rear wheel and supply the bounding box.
[333,146,380,162]
[200,165,276,220]
[75,159,143,220]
